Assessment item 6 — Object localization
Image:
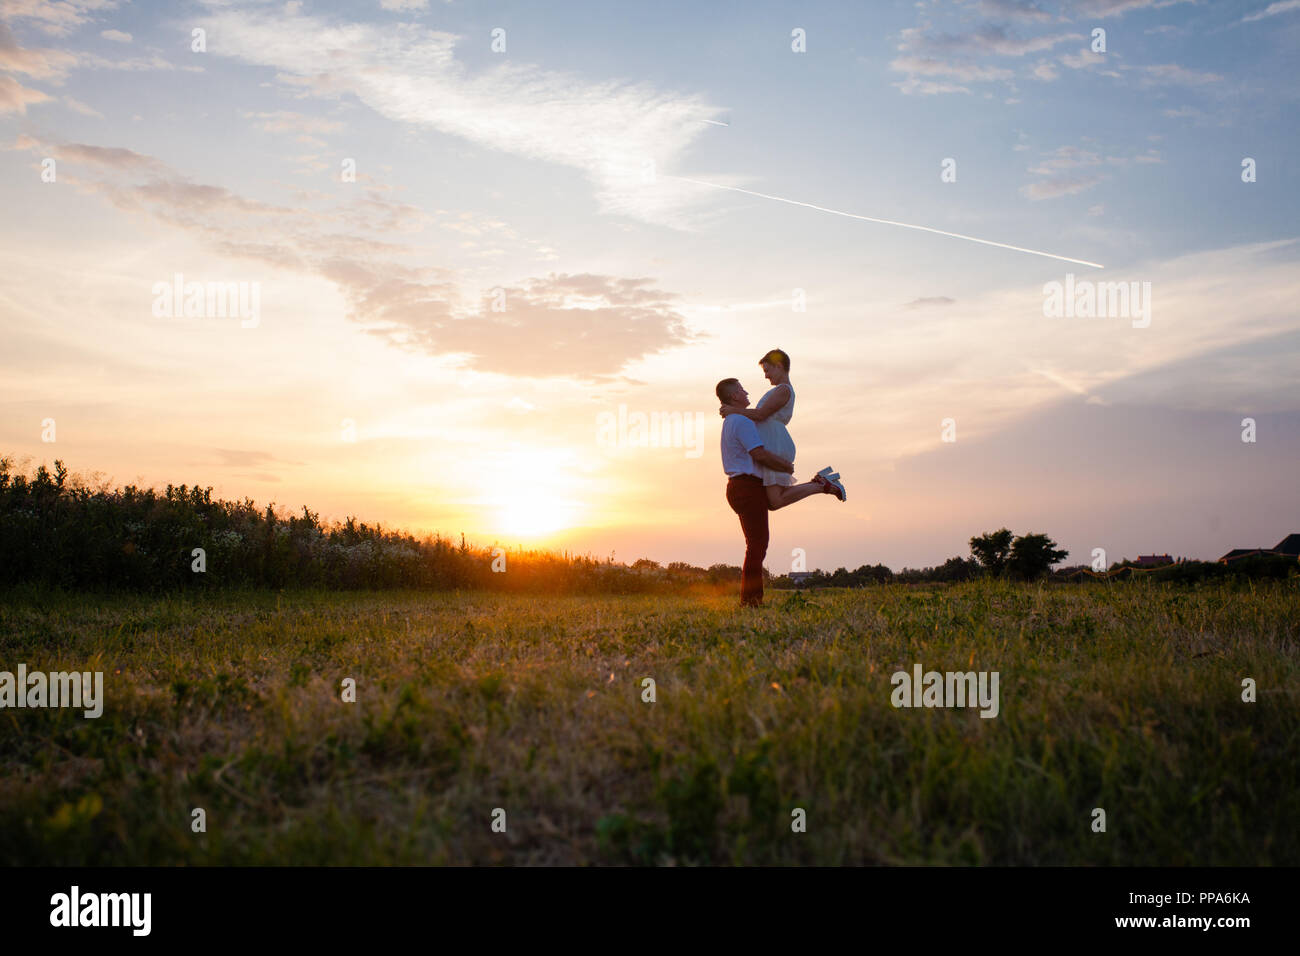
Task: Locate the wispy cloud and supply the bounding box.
[62,95,101,116]
[1134,63,1225,86]
[11,134,696,379]
[900,24,1081,57]
[1241,0,1300,22]
[890,21,1087,94]
[357,273,698,379]
[1021,143,1162,199]
[0,73,49,113]
[0,0,120,37]
[0,23,78,79]
[0,21,188,81]
[1021,172,1105,200]
[891,54,1014,84]
[199,6,729,228]
[241,110,345,136]
[977,0,1055,23]
[1074,0,1195,18]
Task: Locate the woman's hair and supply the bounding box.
[760,348,790,371]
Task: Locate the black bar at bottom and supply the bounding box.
[0,866,1280,942]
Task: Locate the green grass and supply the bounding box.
[1,580,1297,865]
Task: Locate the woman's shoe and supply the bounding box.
[820,474,846,501]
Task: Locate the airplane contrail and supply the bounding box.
[668,175,1105,269]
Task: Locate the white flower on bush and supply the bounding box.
[212,530,243,550]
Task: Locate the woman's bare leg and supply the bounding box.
[766,481,827,511]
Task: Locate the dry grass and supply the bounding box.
[2,579,1297,865]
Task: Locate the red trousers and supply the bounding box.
[726,475,769,606]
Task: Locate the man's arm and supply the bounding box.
[749,446,794,474]
[733,417,793,473]
[719,384,791,422]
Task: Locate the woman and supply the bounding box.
[720,348,846,509]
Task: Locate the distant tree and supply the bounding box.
[852,563,894,584]
[706,563,742,584]
[632,558,662,571]
[970,528,1014,575]
[1007,533,1069,579]
[939,555,981,581]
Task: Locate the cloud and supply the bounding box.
[100,28,131,42]
[380,0,430,10]
[1027,145,1102,172]
[241,110,345,135]
[0,0,119,37]
[198,7,728,228]
[1059,49,1107,70]
[62,95,101,116]
[355,273,698,378]
[1242,0,1300,22]
[13,135,696,379]
[890,22,1082,94]
[977,0,1054,22]
[1021,142,1161,199]
[901,24,1081,57]
[1021,173,1104,199]
[0,73,50,113]
[904,296,956,309]
[892,77,973,96]
[1073,0,1195,17]
[890,54,1015,83]
[0,23,78,79]
[0,22,182,80]
[1030,365,1090,395]
[40,140,168,172]
[1135,63,1225,86]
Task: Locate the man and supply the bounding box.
[716,377,795,607]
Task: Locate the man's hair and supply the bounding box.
[715,378,740,403]
[760,348,790,371]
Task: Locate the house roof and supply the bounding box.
[1218,548,1262,562]
[1273,534,1300,556]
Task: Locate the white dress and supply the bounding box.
[754,384,796,487]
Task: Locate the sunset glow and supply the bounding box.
[1,1,1297,570]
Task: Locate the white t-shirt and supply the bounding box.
[721,414,764,477]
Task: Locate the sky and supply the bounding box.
[1,0,1298,573]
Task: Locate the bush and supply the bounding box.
[0,456,703,595]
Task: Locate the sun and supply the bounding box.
[495,487,578,538]
[471,445,586,539]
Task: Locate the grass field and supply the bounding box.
[2,580,1297,865]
